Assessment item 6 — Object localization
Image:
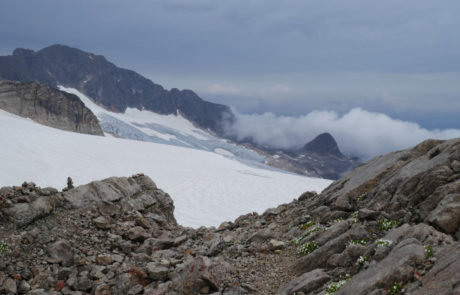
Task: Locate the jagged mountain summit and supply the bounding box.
[0,78,103,135]
[0,44,233,135]
[0,137,458,294]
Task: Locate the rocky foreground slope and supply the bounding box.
[0,138,459,294]
[0,78,103,135]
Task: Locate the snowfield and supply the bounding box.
[0,110,332,227]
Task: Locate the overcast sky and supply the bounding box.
[1,0,459,156]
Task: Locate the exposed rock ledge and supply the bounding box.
[0,137,459,294]
[0,78,103,135]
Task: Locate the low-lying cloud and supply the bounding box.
[226,108,460,160]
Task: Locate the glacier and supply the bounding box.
[59,87,266,165]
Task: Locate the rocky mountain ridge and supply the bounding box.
[0,45,232,135]
[0,137,458,294]
[0,78,103,135]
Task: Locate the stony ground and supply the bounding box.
[0,138,459,294]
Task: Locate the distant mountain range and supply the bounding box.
[0,45,359,179]
[239,133,360,180]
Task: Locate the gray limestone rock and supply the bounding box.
[3,193,62,226]
[3,278,17,294]
[276,269,330,295]
[93,216,112,230]
[0,78,103,135]
[336,238,425,295]
[63,175,177,225]
[46,240,74,266]
[269,239,286,251]
[410,242,460,295]
[294,224,369,274]
[170,256,234,293]
[426,193,460,234]
[146,263,169,281]
[127,226,150,241]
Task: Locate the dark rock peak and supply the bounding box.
[0,44,233,135]
[302,132,342,156]
[12,48,35,57]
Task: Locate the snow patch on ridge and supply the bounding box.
[58,86,266,164]
[60,86,209,140]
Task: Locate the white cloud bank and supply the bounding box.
[226,108,460,160]
[205,83,243,96]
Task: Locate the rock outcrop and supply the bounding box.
[0,137,459,294]
[0,78,103,135]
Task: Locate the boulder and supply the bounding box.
[63,175,176,225]
[170,256,234,293]
[411,242,460,294]
[336,238,425,295]
[269,239,285,251]
[127,226,150,242]
[93,216,112,230]
[3,194,62,227]
[146,263,169,281]
[46,240,74,266]
[294,224,369,274]
[426,193,460,234]
[276,269,330,295]
[3,278,17,294]
[208,237,226,256]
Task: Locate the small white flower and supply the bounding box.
[376,239,393,247]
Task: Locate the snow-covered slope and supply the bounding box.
[0,110,332,227]
[59,86,264,164]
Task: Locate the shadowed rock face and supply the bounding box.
[0,45,233,135]
[302,133,341,156]
[0,78,103,135]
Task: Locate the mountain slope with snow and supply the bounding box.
[59,86,266,165]
[0,109,331,227]
[0,45,232,135]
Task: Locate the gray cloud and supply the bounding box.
[226,108,460,159]
[1,0,459,74]
[195,72,460,129]
[0,0,459,132]
[160,0,217,12]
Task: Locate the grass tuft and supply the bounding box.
[298,241,318,255]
